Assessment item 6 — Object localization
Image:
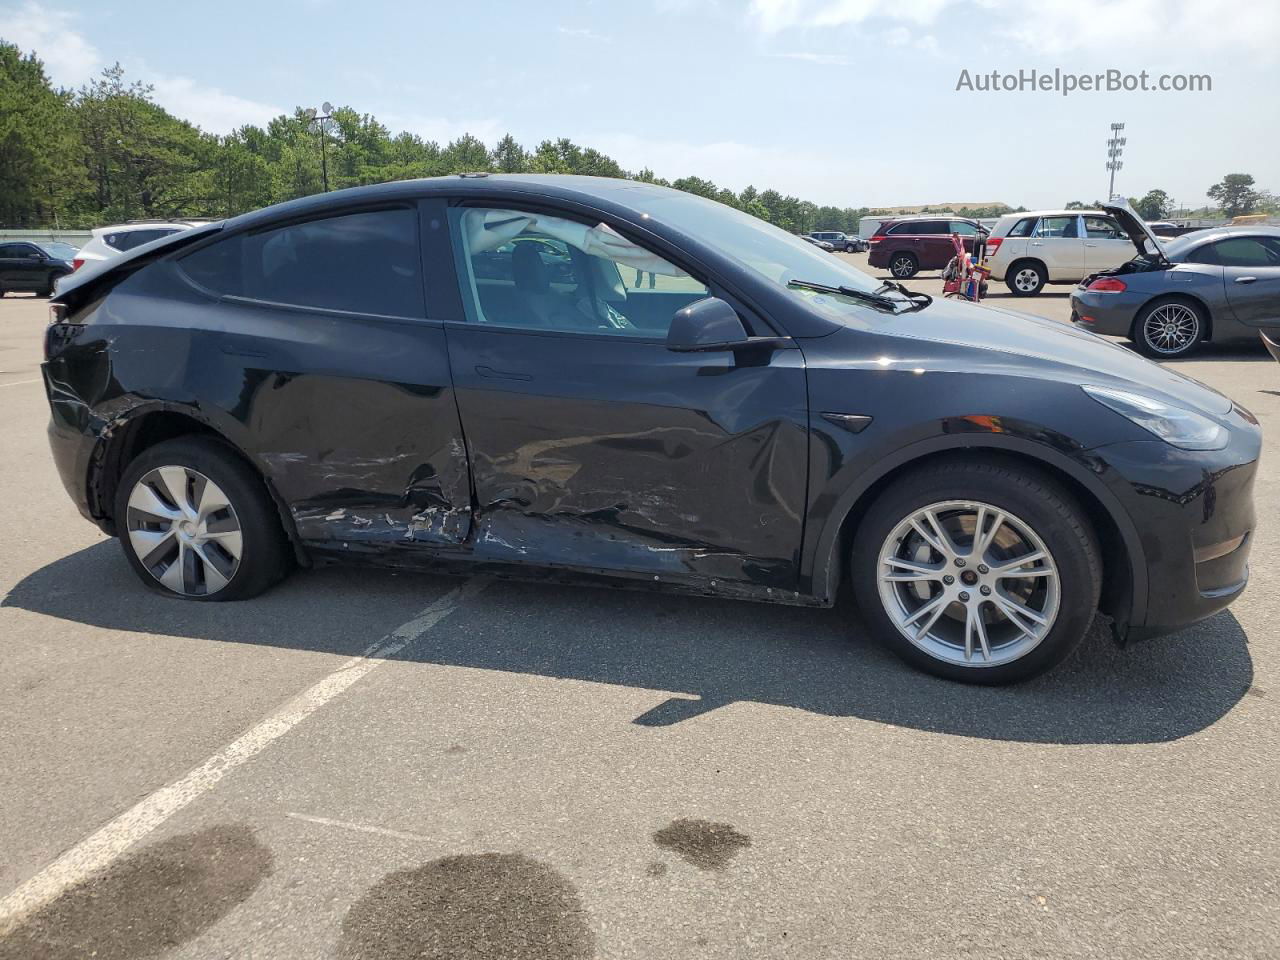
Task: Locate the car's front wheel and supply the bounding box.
[114,437,292,601]
[1132,297,1206,359]
[851,460,1101,683]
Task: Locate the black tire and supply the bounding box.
[1131,297,1206,359]
[850,459,1101,684]
[1005,261,1046,296]
[114,437,292,601]
[888,252,918,279]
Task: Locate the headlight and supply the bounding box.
[1082,385,1227,450]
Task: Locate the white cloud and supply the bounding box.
[1,1,101,86]
[377,113,506,147]
[557,26,611,42]
[745,0,1280,60]
[766,51,851,65]
[1,2,284,131]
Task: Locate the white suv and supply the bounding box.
[72,220,214,271]
[985,210,1136,296]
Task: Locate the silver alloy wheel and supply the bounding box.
[125,465,243,596]
[1142,303,1200,354]
[891,256,914,277]
[1013,267,1041,292]
[876,500,1060,667]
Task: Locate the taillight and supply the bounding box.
[1087,277,1127,293]
[72,258,84,271]
[985,236,1003,253]
[868,236,882,244]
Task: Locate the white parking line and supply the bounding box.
[0,577,486,935]
[286,812,435,844]
[0,378,42,388]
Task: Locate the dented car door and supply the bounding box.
[170,202,473,546]
[436,204,810,594]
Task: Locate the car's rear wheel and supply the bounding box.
[851,460,1101,683]
[889,252,918,278]
[1006,261,1046,296]
[114,437,292,601]
[1132,298,1205,359]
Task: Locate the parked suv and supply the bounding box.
[868,217,987,278]
[73,220,214,271]
[986,210,1137,296]
[0,240,77,297]
[809,231,862,253]
[42,176,1260,684]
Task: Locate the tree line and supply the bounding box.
[1,44,877,234]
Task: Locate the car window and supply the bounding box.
[950,221,978,236]
[448,207,708,337]
[1006,217,1037,238]
[0,243,33,257]
[39,241,78,259]
[1035,216,1079,239]
[179,206,424,318]
[1211,236,1280,268]
[1184,243,1219,265]
[886,221,916,235]
[914,221,949,235]
[1083,217,1122,239]
[105,229,170,251]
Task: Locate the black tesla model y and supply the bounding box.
[42,175,1260,682]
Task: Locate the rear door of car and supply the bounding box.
[1217,235,1280,327]
[1082,215,1135,272]
[435,199,810,593]
[1030,215,1085,279]
[171,200,474,546]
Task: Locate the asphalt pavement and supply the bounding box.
[1,261,1276,958]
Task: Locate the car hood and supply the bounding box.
[1102,199,1168,263]
[835,295,1232,415]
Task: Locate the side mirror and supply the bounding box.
[667,297,750,352]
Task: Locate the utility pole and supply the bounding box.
[304,102,335,192]
[1106,123,1125,201]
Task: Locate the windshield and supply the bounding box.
[38,241,78,260]
[636,190,884,317]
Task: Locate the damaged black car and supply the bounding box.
[42,175,1260,683]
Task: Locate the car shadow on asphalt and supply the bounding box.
[3,542,1253,746]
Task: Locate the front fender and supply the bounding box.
[800,425,1149,628]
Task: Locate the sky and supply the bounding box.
[2,0,1277,210]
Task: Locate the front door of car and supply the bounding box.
[1030,216,1085,279]
[1216,236,1280,327]
[1082,215,1135,272]
[439,205,810,592]
[0,242,43,289]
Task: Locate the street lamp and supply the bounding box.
[304,102,335,192]
[1106,122,1125,201]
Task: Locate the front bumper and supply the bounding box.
[1070,288,1139,337]
[1087,405,1261,640]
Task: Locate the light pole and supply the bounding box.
[304,102,334,192]
[1106,122,1125,201]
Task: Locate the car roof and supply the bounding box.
[1172,224,1280,245]
[91,222,198,236]
[222,175,697,234]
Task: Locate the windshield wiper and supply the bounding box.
[788,279,932,313]
[872,280,934,312]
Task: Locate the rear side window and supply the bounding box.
[913,221,949,235]
[886,221,917,235]
[950,221,978,236]
[1210,236,1280,268]
[1083,217,1122,239]
[1035,216,1079,239]
[1184,244,1219,265]
[1006,218,1037,238]
[179,207,424,318]
[106,229,176,251]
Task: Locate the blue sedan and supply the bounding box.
[1071,208,1280,359]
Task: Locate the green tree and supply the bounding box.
[1131,189,1172,220]
[1207,173,1259,217]
[490,134,528,173]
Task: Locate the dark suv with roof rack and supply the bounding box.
[868,217,987,278]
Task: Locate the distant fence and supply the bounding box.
[0,228,93,247]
